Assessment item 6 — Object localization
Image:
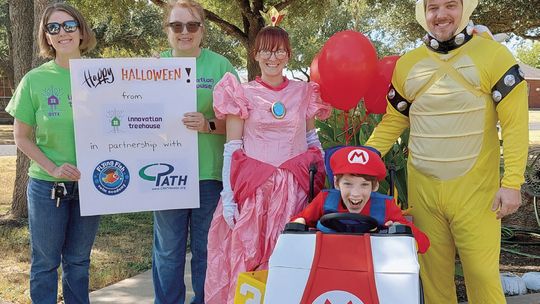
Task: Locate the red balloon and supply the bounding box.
[309,52,332,102]
[364,55,399,114]
[310,53,321,84]
[318,30,378,111]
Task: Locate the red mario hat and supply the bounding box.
[330,146,387,180]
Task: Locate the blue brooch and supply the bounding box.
[271,101,286,119]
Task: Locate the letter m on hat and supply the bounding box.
[348,149,369,165]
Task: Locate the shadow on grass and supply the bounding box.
[0,210,154,303]
[89,212,154,290]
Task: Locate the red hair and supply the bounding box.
[252,26,292,58]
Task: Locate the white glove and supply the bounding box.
[222,139,242,229]
[306,129,324,158]
[500,272,527,296]
[523,272,540,292]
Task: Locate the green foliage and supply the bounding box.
[364,0,540,49]
[0,0,10,79]
[285,0,355,79]
[316,102,409,208]
[204,22,246,68]
[516,40,540,68]
[69,0,168,58]
[285,0,403,80]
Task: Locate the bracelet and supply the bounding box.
[207,119,216,133]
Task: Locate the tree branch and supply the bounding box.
[149,0,166,7]
[274,0,299,11]
[204,9,249,46]
[521,34,540,41]
[298,67,310,81]
[253,0,264,14]
[235,0,253,19]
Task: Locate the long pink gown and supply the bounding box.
[204,73,331,303]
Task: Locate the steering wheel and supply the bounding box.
[320,213,379,233]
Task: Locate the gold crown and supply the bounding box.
[260,6,286,27]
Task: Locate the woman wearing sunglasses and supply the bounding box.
[152,1,238,303]
[204,23,331,303]
[5,3,99,304]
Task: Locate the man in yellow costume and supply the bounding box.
[366,0,528,303]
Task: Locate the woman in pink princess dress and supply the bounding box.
[204,25,331,303]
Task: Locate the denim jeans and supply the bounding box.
[153,180,222,304]
[27,178,101,304]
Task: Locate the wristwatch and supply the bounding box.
[207,119,216,133]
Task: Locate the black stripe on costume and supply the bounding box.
[387,84,411,117]
[491,64,525,106]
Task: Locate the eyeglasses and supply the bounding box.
[45,20,79,35]
[168,21,202,34]
[258,50,288,60]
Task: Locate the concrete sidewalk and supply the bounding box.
[89,270,155,303]
[0,144,15,156]
[90,255,194,303]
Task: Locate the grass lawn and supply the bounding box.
[0,156,154,304]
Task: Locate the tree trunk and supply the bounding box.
[2,2,14,89]
[246,23,263,81]
[33,0,62,67]
[9,0,61,218]
[8,0,33,218]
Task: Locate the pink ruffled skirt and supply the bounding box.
[204,148,325,304]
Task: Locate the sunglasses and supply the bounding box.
[45,20,79,35]
[168,21,202,34]
[258,50,288,60]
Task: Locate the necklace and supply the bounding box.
[271,101,286,119]
[256,96,287,119]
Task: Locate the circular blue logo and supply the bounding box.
[92,160,130,195]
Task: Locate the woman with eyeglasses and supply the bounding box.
[204,25,331,303]
[5,3,100,304]
[152,1,238,303]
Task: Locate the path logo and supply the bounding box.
[312,290,364,304]
[347,149,369,165]
[92,160,130,195]
[139,163,188,190]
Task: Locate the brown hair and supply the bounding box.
[38,3,96,58]
[163,0,206,30]
[335,174,378,188]
[251,26,292,59]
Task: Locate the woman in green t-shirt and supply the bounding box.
[6,4,100,303]
[152,1,237,303]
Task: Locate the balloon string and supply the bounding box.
[344,110,350,145]
[350,111,369,138]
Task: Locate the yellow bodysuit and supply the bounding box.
[366,34,528,303]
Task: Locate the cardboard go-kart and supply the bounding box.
[235,213,424,304]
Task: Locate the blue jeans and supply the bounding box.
[152,180,222,304]
[27,178,100,304]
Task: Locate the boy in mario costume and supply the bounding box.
[291,146,430,254]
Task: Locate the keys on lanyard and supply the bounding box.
[50,182,67,207]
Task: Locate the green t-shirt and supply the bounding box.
[6,60,76,181]
[161,48,238,180]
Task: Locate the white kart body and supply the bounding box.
[263,232,421,304]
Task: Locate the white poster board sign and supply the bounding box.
[71,58,199,215]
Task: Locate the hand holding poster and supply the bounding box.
[71,58,199,215]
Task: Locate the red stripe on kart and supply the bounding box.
[300,232,379,304]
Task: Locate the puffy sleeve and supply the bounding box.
[306,81,331,120]
[213,72,249,120]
